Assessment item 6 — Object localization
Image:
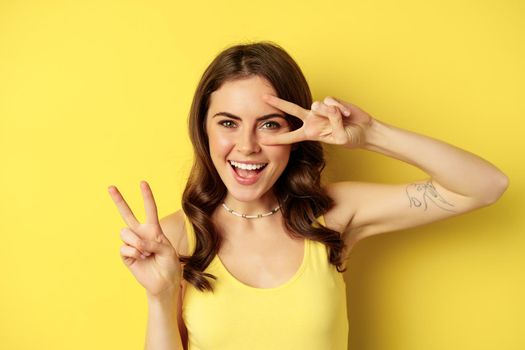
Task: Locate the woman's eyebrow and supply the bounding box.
[212,112,286,121]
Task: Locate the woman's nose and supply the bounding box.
[236,129,261,154]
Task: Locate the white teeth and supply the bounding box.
[229,160,267,170]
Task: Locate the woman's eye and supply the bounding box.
[217,120,281,129]
[262,121,281,129]
[218,120,236,128]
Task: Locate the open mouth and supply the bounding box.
[228,160,268,179]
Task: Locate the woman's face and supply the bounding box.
[205,75,292,202]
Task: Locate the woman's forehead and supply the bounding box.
[208,77,280,117]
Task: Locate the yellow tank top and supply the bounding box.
[182,214,349,350]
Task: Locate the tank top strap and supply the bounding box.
[310,214,333,267]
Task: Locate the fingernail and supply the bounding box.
[312,102,319,110]
[143,251,151,256]
[344,110,351,116]
[140,254,147,259]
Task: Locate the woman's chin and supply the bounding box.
[224,184,274,203]
[226,190,262,203]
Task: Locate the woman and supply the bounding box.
[108,41,509,350]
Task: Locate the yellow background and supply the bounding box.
[1,0,523,349]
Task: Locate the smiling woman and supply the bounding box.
[108,40,508,350]
[178,42,350,349]
[182,45,344,269]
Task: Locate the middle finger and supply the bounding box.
[140,181,159,225]
[262,94,309,120]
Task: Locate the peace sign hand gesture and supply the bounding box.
[108,181,181,298]
[261,94,375,149]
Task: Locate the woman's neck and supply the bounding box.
[222,193,280,217]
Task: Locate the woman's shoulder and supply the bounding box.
[159,209,191,256]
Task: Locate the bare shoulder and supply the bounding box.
[159,209,190,257]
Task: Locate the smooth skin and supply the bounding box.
[109,88,509,290]
[108,84,510,291]
[260,93,509,258]
[108,181,181,298]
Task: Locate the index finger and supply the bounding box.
[262,94,309,120]
[259,128,306,146]
[108,185,140,228]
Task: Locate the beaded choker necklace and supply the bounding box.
[221,202,281,219]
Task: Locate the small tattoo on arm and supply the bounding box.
[405,180,456,212]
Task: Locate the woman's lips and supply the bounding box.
[229,162,267,185]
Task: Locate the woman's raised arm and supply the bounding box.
[324,117,508,241]
[261,94,509,241]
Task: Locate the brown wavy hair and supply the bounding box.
[179,40,347,292]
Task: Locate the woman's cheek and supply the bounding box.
[218,134,235,148]
[209,131,234,153]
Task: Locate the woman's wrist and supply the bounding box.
[146,285,180,304]
[361,118,392,152]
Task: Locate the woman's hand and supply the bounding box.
[261,94,375,149]
[108,181,181,297]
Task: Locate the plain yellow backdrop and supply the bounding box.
[1,0,523,349]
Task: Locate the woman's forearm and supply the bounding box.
[362,118,509,204]
[145,289,184,350]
